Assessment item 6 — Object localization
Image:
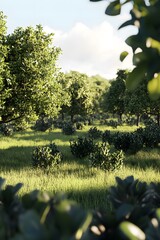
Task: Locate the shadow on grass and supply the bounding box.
[0,146,34,169]
[10,130,89,143]
[125,148,160,171]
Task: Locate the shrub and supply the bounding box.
[88,127,102,139]
[33,116,53,131]
[13,118,29,131]
[75,121,84,130]
[107,120,118,128]
[0,123,14,136]
[113,131,143,154]
[70,137,95,158]
[102,130,112,143]
[62,122,76,135]
[89,143,124,171]
[142,124,160,148]
[32,143,62,169]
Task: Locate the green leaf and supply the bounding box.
[90,0,103,1]
[116,204,134,221]
[120,51,129,62]
[19,210,45,240]
[126,65,147,91]
[146,37,160,53]
[147,73,160,100]
[105,0,121,16]
[119,221,146,240]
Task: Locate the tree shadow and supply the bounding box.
[125,148,160,171]
[0,146,34,169]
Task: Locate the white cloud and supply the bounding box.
[44,21,133,79]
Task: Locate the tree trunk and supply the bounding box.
[157,112,160,126]
[136,114,140,126]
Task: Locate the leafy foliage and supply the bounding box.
[1,25,61,124]
[33,115,53,132]
[88,127,102,139]
[0,123,14,136]
[90,0,160,99]
[32,143,62,169]
[113,131,144,154]
[70,137,95,158]
[62,122,76,135]
[2,175,160,239]
[142,124,160,148]
[89,143,124,171]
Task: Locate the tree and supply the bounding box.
[0,12,8,118]
[101,70,127,122]
[0,25,62,124]
[90,0,160,99]
[88,75,110,115]
[125,79,150,126]
[62,71,93,122]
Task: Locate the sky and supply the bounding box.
[0,0,137,79]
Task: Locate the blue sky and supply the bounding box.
[0,0,135,79]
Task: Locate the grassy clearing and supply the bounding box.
[0,124,160,210]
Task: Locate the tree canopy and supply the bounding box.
[0,24,62,124]
[90,0,160,99]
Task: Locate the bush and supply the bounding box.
[70,137,95,158]
[33,116,53,131]
[32,143,62,169]
[142,124,160,148]
[88,127,102,139]
[13,118,29,131]
[89,143,124,171]
[113,131,143,154]
[75,121,84,130]
[106,120,118,128]
[62,122,76,135]
[0,123,14,136]
[102,130,112,143]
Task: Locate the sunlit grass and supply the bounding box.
[0,124,160,210]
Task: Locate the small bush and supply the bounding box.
[102,130,112,143]
[75,121,84,130]
[89,143,124,171]
[107,120,118,128]
[33,116,53,132]
[13,119,29,131]
[143,124,160,148]
[113,132,143,154]
[32,143,62,169]
[62,122,76,135]
[88,127,102,139]
[0,123,14,136]
[70,137,95,158]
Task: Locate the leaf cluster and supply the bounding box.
[90,0,160,99]
[89,142,124,171]
[32,142,63,169]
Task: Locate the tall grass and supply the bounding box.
[0,125,160,210]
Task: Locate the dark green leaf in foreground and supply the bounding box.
[105,0,121,16]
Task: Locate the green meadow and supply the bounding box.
[1,124,160,211]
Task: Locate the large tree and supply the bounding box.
[90,0,160,99]
[101,70,127,122]
[61,71,93,122]
[125,79,150,126]
[0,12,8,117]
[0,25,62,124]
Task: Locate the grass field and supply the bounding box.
[1,124,160,211]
